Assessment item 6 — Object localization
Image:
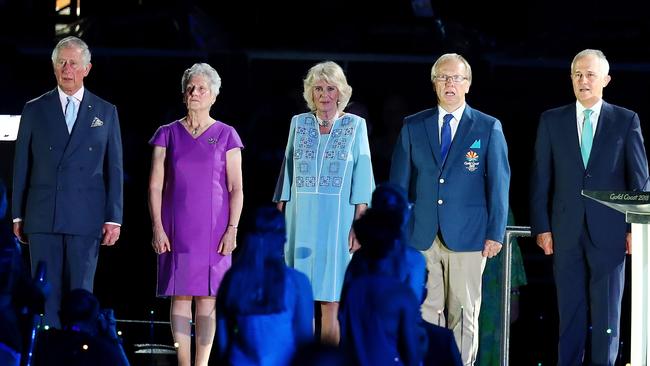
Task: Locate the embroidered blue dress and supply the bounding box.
[274,113,375,301]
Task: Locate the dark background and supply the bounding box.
[1,0,649,364]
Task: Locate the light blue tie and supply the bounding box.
[580,109,594,166]
[440,113,453,161]
[65,96,77,133]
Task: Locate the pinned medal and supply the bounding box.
[464,150,480,172]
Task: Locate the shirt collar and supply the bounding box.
[576,99,603,119]
[58,86,85,104]
[438,103,466,122]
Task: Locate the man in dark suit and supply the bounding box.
[530,49,649,365]
[390,53,510,365]
[12,36,123,328]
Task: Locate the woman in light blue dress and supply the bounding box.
[274,61,374,344]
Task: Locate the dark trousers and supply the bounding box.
[554,227,625,366]
[29,233,99,328]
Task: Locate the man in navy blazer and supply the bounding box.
[12,37,123,328]
[530,49,649,365]
[390,53,510,365]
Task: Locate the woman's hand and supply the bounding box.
[348,227,360,253]
[218,226,238,255]
[152,226,171,254]
[348,203,367,253]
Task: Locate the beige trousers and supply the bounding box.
[420,236,486,366]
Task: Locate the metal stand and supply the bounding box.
[499,225,531,366]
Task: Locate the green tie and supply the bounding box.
[580,109,594,166]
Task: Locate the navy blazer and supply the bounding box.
[390,105,510,251]
[12,88,123,238]
[530,101,648,251]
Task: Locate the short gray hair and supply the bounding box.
[571,49,610,76]
[51,36,91,66]
[302,61,352,113]
[181,63,221,95]
[431,53,472,84]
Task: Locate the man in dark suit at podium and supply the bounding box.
[12,36,123,328]
[530,49,649,365]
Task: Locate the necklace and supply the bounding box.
[315,113,337,127]
[184,117,210,135]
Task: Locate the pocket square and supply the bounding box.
[470,139,481,149]
[90,117,104,127]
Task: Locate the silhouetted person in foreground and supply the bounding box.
[340,184,461,366]
[216,207,314,365]
[33,289,129,366]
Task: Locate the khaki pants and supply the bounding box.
[420,236,486,366]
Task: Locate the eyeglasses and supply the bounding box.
[433,75,468,83]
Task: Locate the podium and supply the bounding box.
[582,190,650,366]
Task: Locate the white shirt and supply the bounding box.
[58,86,84,119]
[576,99,602,146]
[438,104,466,141]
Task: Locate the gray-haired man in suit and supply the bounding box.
[12,36,123,328]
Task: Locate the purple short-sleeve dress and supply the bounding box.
[149,120,243,296]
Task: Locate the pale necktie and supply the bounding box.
[65,96,77,133]
[580,109,594,166]
[440,113,453,161]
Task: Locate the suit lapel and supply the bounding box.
[62,90,94,160]
[443,105,474,170]
[423,109,443,166]
[46,88,71,141]
[587,101,612,170]
[559,104,585,171]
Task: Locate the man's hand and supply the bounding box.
[482,239,502,258]
[626,232,631,255]
[13,222,28,244]
[101,224,121,246]
[536,232,554,255]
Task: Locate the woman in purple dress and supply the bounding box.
[148,63,243,366]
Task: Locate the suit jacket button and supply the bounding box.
[438,199,443,205]
[88,147,93,151]
[439,178,445,183]
[49,146,53,151]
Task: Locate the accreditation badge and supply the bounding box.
[464,150,480,172]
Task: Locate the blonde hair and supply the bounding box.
[302,61,352,113]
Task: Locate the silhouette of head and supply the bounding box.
[59,289,100,329]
